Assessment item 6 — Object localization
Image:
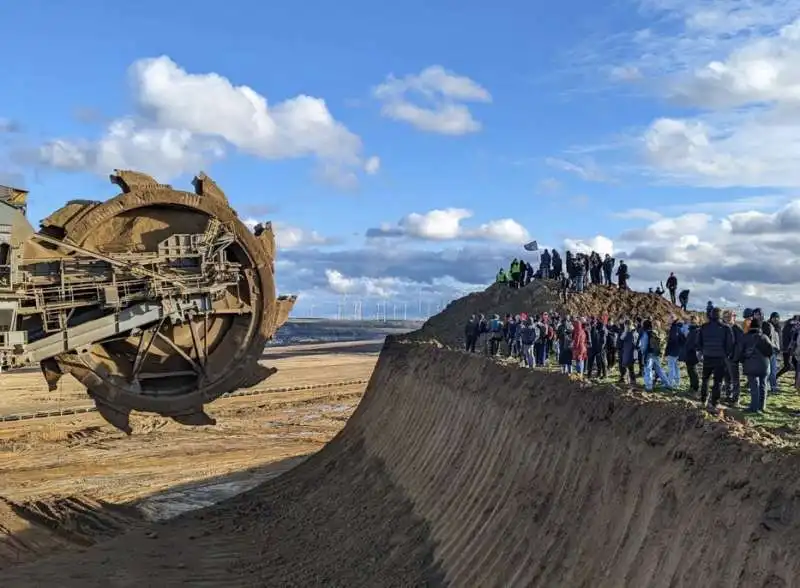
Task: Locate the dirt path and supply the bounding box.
[0,341,379,570]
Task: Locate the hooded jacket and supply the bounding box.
[572,321,588,361]
[665,321,685,357]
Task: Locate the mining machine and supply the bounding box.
[0,170,296,433]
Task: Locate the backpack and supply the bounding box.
[521,325,535,345]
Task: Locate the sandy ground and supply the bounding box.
[0,340,379,570]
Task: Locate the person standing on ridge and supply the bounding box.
[617,319,638,384]
[722,310,744,405]
[464,315,480,353]
[572,319,588,377]
[664,315,685,388]
[681,316,701,393]
[509,258,521,289]
[496,267,508,284]
[539,248,552,280]
[697,307,734,414]
[778,315,800,379]
[678,289,690,311]
[574,254,587,293]
[551,249,563,280]
[666,272,678,305]
[639,319,673,392]
[616,260,629,290]
[735,317,774,413]
[766,312,782,394]
[602,254,615,286]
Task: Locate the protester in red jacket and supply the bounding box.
[572,319,588,376]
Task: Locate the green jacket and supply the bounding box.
[496,270,508,283]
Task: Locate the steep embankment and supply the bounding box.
[1,340,798,587]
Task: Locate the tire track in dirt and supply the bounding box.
[0,379,369,423]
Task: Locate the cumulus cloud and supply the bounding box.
[36,56,376,185]
[373,65,491,135]
[571,2,800,188]
[272,196,800,317]
[278,243,522,308]
[243,219,334,249]
[563,236,615,256]
[366,208,530,244]
[605,198,800,313]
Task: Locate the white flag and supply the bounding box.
[523,240,538,252]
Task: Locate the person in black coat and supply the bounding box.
[734,318,774,413]
[681,317,701,393]
[588,319,608,379]
[722,310,744,405]
[617,319,638,384]
[464,315,480,352]
[678,289,690,311]
[697,307,734,412]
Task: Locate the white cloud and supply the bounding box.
[545,156,610,183]
[243,219,333,249]
[373,65,491,135]
[367,208,530,244]
[37,56,376,184]
[273,198,800,315]
[563,235,615,256]
[324,269,409,298]
[364,155,380,174]
[599,198,800,313]
[574,3,800,188]
[38,119,222,180]
[400,208,471,240]
[611,208,663,221]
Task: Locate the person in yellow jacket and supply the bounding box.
[496,268,508,284]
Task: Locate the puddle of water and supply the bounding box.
[136,470,285,522]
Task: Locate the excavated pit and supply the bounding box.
[1,337,800,587]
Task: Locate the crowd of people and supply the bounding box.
[464,308,800,414]
[496,249,693,310]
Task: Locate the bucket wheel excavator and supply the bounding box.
[0,170,296,433]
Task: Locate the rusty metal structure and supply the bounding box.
[0,170,296,433]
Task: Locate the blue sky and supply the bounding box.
[2,0,800,317]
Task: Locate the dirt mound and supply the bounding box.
[2,340,800,587]
[413,280,561,347]
[415,281,694,349]
[564,284,696,325]
[0,495,143,569]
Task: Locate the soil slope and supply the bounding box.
[1,340,799,587]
